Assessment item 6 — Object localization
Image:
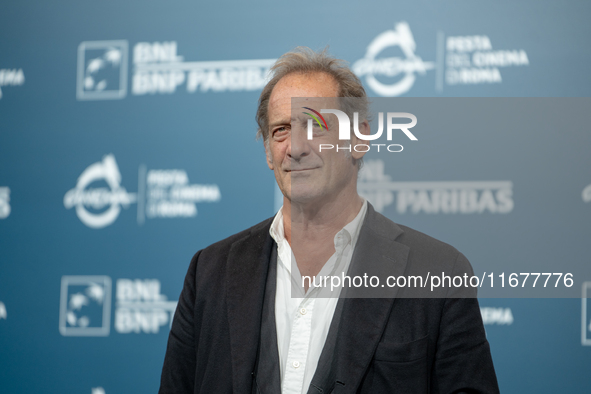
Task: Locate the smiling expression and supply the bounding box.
[265,72,364,205]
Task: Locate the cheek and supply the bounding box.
[270,144,287,164]
[264,141,273,164]
[330,151,354,173]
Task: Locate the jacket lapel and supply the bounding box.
[226,218,275,394]
[310,204,411,394]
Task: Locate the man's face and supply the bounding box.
[265,72,364,205]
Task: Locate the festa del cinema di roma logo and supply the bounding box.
[302,107,417,153]
[64,154,222,228]
[64,154,137,229]
[352,21,434,97]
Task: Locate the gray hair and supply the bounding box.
[255,47,370,143]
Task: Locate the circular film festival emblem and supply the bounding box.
[353,22,434,97]
[64,154,137,228]
[582,183,591,203]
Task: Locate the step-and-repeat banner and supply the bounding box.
[1,1,590,393]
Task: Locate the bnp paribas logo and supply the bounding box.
[358,159,514,214]
[77,40,128,100]
[59,276,112,336]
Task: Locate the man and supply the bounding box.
[159,47,499,394]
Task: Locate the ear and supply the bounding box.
[351,119,370,160]
[264,139,275,170]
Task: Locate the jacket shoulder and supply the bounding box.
[196,215,275,262]
[367,204,461,258]
[396,222,460,256]
[397,221,474,277]
[366,205,469,275]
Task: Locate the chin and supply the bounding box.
[287,186,326,205]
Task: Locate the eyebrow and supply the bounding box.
[268,117,296,130]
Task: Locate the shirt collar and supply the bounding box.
[340,198,367,250]
[269,199,368,249]
[269,208,285,245]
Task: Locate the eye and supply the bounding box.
[272,126,290,140]
[304,119,323,129]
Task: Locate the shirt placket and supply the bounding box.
[281,297,315,394]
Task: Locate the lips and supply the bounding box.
[287,167,317,172]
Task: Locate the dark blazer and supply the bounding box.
[159,203,499,394]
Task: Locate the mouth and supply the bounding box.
[287,168,317,173]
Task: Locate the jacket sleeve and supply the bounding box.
[158,251,200,394]
[432,252,500,394]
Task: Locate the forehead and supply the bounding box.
[268,72,340,120]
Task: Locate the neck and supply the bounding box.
[282,182,363,245]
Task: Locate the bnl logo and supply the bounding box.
[77,40,128,100]
[59,276,112,336]
[583,281,591,346]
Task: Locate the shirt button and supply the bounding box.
[299,308,307,315]
[293,361,300,368]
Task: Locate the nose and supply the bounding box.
[287,123,311,162]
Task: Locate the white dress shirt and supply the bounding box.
[269,200,368,394]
